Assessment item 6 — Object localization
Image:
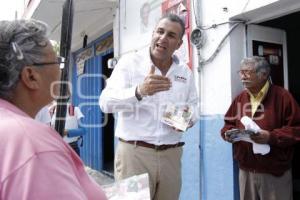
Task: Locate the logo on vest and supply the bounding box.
[174,75,187,83]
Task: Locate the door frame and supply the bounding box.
[246,24,289,89]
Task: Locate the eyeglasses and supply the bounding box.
[237,69,256,76]
[32,56,65,69]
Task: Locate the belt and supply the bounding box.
[119,138,184,151]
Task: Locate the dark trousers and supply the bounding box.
[69,141,80,156]
[239,168,293,200]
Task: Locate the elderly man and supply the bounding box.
[100,14,198,200]
[0,19,106,199]
[221,56,300,200]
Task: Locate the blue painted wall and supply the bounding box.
[201,115,235,200]
[180,115,235,200]
[180,121,200,200]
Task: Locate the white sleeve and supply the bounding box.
[99,55,139,113]
[35,106,51,124]
[74,107,84,120]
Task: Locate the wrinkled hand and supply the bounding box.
[224,135,234,143]
[172,127,184,132]
[224,129,241,143]
[172,120,194,132]
[187,120,194,129]
[139,65,171,96]
[250,129,270,144]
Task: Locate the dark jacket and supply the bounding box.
[221,84,300,176]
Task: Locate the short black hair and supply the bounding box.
[159,13,185,38]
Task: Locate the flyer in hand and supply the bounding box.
[161,104,193,131]
[102,173,150,200]
[225,116,270,155]
[225,128,257,143]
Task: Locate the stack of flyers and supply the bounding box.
[102,173,150,200]
[161,103,193,131]
[225,128,256,143]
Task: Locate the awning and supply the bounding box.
[28,0,118,50]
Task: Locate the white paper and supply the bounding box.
[241,116,270,155]
[161,104,193,131]
[102,173,150,200]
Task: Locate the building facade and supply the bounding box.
[26,0,300,199]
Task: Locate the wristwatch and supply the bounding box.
[135,86,143,101]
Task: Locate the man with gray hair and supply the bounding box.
[221,56,300,200]
[0,19,107,199]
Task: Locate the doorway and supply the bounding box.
[101,52,115,175]
[256,11,300,199]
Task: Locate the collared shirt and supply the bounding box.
[0,99,107,200]
[248,81,270,117]
[50,103,84,143]
[99,48,198,145]
[35,106,52,125]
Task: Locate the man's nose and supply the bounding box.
[239,72,250,78]
[240,73,246,78]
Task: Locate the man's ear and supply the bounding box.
[261,71,270,81]
[19,66,41,90]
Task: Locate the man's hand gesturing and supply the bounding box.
[138,65,171,96]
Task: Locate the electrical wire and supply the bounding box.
[124,0,127,29]
[51,21,61,35]
[240,0,251,21]
[241,0,251,14]
[199,22,244,66]
[192,0,199,27]
[199,20,245,30]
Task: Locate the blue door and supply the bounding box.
[72,42,115,173]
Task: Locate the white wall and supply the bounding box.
[119,0,161,55]
[195,0,237,115]
[118,0,190,60]
[116,0,286,115]
[228,0,279,17]
[192,0,279,115]
[0,0,25,20]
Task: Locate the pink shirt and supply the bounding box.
[0,99,107,200]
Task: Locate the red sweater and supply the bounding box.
[221,84,300,176]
